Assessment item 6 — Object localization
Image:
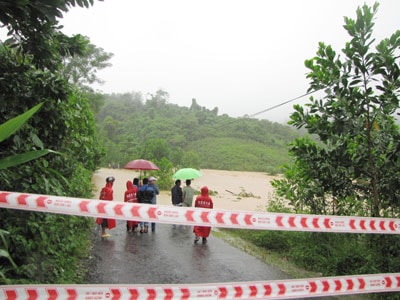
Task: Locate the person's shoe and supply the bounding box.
[144,226,148,233]
[101,233,110,238]
[194,236,200,243]
[128,228,132,232]
[134,227,140,232]
[140,227,144,233]
[202,238,207,244]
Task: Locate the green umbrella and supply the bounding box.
[173,168,201,180]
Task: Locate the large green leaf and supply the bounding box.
[0,150,56,170]
[0,103,43,143]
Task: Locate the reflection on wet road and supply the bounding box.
[85,220,337,299]
[87,220,289,284]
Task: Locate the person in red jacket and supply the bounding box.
[96,176,116,238]
[193,186,214,244]
[124,179,139,232]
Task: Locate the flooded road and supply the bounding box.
[84,220,290,284]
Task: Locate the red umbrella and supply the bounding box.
[124,159,159,180]
[124,159,159,170]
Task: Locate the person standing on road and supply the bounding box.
[124,180,139,232]
[182,179,195,207]
[137,178,151,233]
[133,177,141,188]
[96,176,116,238]
[193,186,213,244]
[171,179,183,206]
[148,176,160,232]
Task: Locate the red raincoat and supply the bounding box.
[95,181,116,229]
[193,186,213,238]
[124,180,139,228]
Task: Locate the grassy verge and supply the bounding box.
[212,228,320,279]
[212,228,370,300]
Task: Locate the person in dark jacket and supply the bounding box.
[171,179,183,206]
[137,178,151,233]
[148,176,160,232]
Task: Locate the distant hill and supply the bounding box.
[95,91,301,174]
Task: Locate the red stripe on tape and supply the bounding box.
[216,212,224,224]
[5,290,17,300]
[244,214,252,225]
[27,289,38,299]
[17,195,28,206]
[185,210,194,222]
[219,287,227,298]
[79,200,90,212]
[47,289,58,300]
[234,286,242,297]
[263,284,272,296]
[200,211,209,223]
[164,288,173,300]
[111,288,121,300]
[96,202,107,214]
[230,213,238,225]
[114,203,124,216]
[249,285,257,297]
[0,192,10,203]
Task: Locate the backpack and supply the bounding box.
[138,186,154,204]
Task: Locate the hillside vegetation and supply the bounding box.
[96,91,300,174]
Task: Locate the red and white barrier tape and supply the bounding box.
[1,191,400,234]
[2,273,400,299]
[2,191,400,298]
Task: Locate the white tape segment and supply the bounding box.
[1,273,400,299]
[1,191,400,234]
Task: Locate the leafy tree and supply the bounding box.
[96,89,298,173]
[0,103,55,169]
[0,0,96,70]
[0,104,52,283]
[0,0,105,284]
[62,36,113,91]
[153,157,174,190]
[273,2,400,217]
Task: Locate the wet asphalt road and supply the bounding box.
[84,220,340,299]
[85,220,290,284]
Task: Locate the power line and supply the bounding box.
[207,89,320,134]
[247,89,318,119]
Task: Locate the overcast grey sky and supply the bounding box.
[60,0,400,123]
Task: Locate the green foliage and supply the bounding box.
[62,37,114,91]
[96,91,299,173]
[153,157,174,190]
[1,211,92,284]
[269,3,400,287]
[0,103,57,283]
[0,0,96,70]
[0,229,17,283]
[276,2,400,219]
[0,103,57,169]
[0,0,104,284]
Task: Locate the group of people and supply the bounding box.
[96,175,159,237]
[96,175,214,244]
[171,179,213,243]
